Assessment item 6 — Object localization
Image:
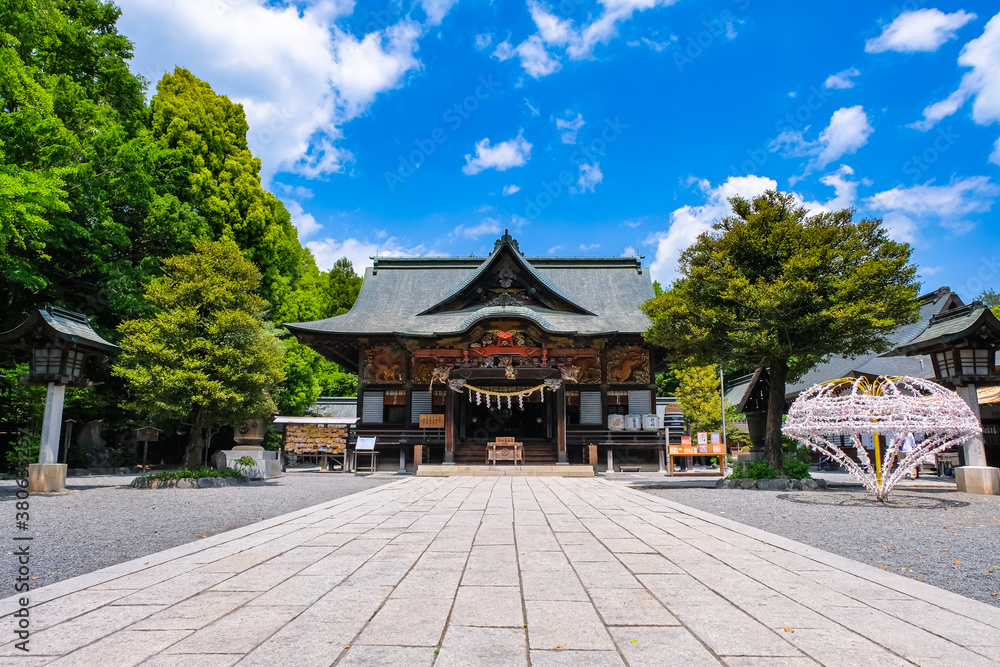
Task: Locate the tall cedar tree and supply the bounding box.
[114,240,284,467]
[642,191,920,468]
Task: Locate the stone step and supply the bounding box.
[416,464,594,477]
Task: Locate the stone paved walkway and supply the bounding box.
[3,477,1000,666]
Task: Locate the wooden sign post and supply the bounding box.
[135,426,160,472]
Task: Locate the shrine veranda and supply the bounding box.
[287,232,669,471]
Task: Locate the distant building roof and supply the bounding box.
[893,301,1000,355]
[310,397,358,419]
[726,287,962,405]
[0,304,118,355]
[286,232,655,340]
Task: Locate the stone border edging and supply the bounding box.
[716,478,828,491]
[130,475,255,489]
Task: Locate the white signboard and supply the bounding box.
[356,437,377,451]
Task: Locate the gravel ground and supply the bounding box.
[642,486,1000,607]
[0,470,394,589]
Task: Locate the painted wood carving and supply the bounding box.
[607,345,650,384]
[569,355,602,384]
[412,359,437,385]
[363,346,405,384]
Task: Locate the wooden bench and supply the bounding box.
[618,465,643,473]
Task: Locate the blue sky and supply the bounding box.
[118,0,1000,299]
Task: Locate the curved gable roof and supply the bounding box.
[286,235,655,339]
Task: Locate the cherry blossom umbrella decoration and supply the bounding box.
[783,376,981,502]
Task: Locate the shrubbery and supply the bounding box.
[141,467,242,481]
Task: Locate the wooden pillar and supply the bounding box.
[398,447,407,473]
[606,447,614,473]
[557,385,568,464]
[444,389,455,464]
[414,444,423,471]
[588,444,598,472]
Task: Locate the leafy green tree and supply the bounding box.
[979,289,1000,317]
[326,257,363,316]
[643,191,920,468]
[114,240,284,467]
[655,367,679,396]
[675,365,724,435]
[0,0,152,330]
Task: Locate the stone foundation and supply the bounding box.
[27,463,67,493]
[955,466,1000,495]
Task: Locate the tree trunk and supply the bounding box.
[764,359,788,471]
[184,407,204,469]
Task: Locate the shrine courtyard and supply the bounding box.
[3,477,999,666]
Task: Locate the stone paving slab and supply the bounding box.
[3,477,1000,666]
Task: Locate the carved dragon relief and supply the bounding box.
[362,345,406,385]
[607,345,650,384]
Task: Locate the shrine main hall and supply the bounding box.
[288,231,666,471]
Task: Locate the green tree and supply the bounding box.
[675,365,724,435]
[979,289,1000,317]
[643,191,920,468]
[326,257,363,316]
[114,240,285,467]
[655,367,680,396]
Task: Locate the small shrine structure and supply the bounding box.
[893,301,1000,494]
[0,305,118,491]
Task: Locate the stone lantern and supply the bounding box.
[0,305,118,492]
[894,301,1000,495]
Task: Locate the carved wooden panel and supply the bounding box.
[607,345,650,384]
[362,345,405,385]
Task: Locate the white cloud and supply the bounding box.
[548,245,563,254]
[555,111,585,144]
[462,131,533,175]
[524,98,541,117]
[622,246,638,256]
[515,35,562,78]
[285,200,321,238]
[911,14,1000,133]
[418,0,459,26]
[647,175,777,285]
[992,136,1000,165]
[622,219,643,228]
[863,176,1000,243]
[453,219,503,239]
[921,265,943,276]
[275,183,315,199]
[824,67,860,89]
[493,39,515,61]
[117,0,422,183]
[307,236,423,272]
[505,0,681,78]
[865,8,976,53]
[474,33,492,50]
[580,243,600,250]
[770,106,874,178]
[910,89,969,131]
[502,184,521,195]
[797,165,870,214]
[572,163,603,193]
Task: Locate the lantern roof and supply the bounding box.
[893,301,1000,356]
[0,304,118,356]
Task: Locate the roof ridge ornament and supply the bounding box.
[493,228,521,255]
